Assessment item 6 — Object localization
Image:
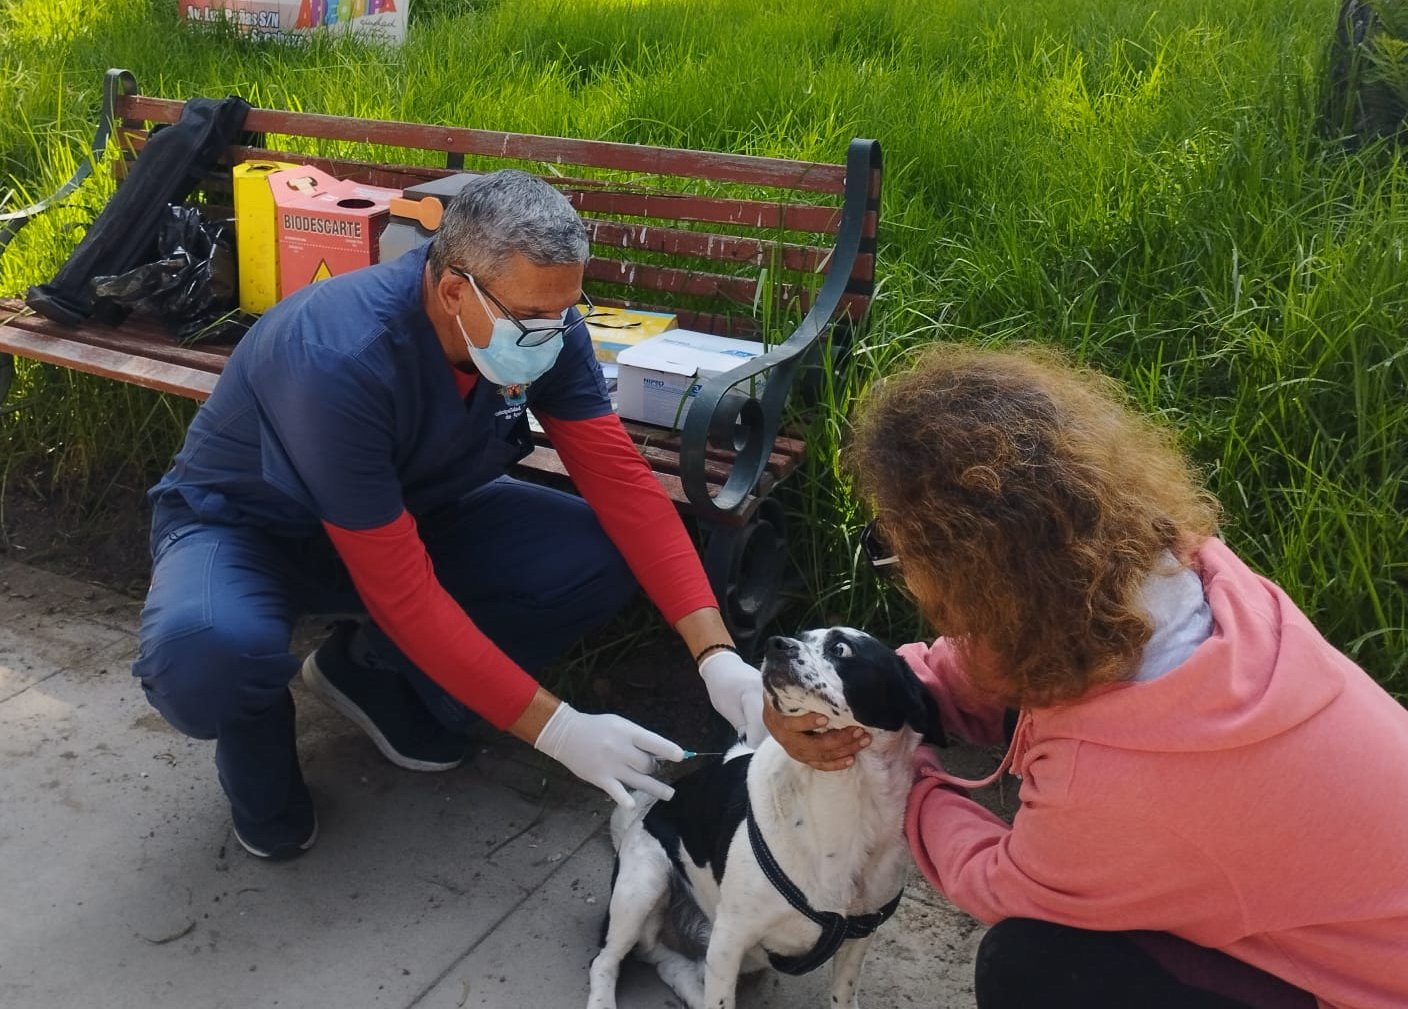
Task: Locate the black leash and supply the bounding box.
[744,797,903,976]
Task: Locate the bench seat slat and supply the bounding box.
[3,303,230,374]
[515,443,765,527]
[117,96,850,195]
[618,420,806,464]
[540,419,804,477]
[0,323,218,399]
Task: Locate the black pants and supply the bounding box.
[975,919,1318,1009]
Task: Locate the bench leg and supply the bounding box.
[0,353,13,407]
[701,497,788,661]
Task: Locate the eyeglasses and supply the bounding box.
[452,268,596,348]
[860,520,900,575]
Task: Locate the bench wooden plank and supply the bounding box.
[122,136,453,193]
[584,258,762,306]
[613,436,799,487]
[618,420,806,465]
[121,135,847,238]
[584,220,836,274]
[570,190,840,235]
[514,442,777,527]
[585,257,872,316]
[117,96,851,194]
[0,324,218,399]
[208,144,876,260]
[2,302,230,374]
[124,136,643,198]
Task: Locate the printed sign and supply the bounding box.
[179,0,406,43]
[266,165,399,297]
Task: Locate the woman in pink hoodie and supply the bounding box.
[764,344,1408,1008]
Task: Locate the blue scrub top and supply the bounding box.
[150,243,611,538]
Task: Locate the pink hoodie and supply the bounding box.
[903,538,1408,1009]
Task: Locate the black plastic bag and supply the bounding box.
[91,204,249,344]
[27,94,253,327]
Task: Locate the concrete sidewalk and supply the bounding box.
[0,558,984,1009]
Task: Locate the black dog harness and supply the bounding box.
[744,799,904,975]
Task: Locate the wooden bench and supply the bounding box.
[0,68,883,650]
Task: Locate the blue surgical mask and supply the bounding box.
[455,277,566,391]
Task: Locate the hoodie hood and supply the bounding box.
[1035,538,1348,752]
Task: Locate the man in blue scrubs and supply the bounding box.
[132,170,780,858]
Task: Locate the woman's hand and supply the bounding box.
[913,743,944,781]
[761,701,870,771]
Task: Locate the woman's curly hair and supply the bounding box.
[848,342,1220,708]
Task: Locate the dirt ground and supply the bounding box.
[0,479,156,598]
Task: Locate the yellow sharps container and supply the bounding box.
[232,160,298,314]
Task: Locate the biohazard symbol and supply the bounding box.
[311,260,334,283]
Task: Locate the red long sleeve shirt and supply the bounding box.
[325,372,717,729]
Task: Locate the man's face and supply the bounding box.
[451,253,585,350]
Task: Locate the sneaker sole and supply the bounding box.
[300,651,464,772]
[234,815,319,860]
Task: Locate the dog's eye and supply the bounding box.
[830,639,853,659]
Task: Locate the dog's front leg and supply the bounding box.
[700,916,754,1009]
[827,936,873,1009]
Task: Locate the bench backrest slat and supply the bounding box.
[117,95,850,194]
[567,190,839,235]
[583,220,831,274]
[112,95,880,338]
[585,259,771,311]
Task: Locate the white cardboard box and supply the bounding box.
[615,329,766,428]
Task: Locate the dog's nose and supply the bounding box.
[766,636,799,659]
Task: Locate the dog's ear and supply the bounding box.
[895,651,948,748]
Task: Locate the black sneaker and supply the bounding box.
[221,689,318,861]
[301,622,468,772]
[233,809,319,861]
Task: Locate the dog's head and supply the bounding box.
[761,628,946,747]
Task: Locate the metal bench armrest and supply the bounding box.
[679,137,881,521]
[0,69,137,258]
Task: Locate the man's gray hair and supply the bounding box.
[427,169,589,281]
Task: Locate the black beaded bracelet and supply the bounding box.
[694,643,738,665]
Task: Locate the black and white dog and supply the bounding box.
[587,629,945,1009]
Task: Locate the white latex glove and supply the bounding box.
[533,702,684,809]
[699,650,768,747]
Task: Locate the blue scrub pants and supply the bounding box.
[131,477,638,828]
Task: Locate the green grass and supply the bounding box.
[2,0,1405,696]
